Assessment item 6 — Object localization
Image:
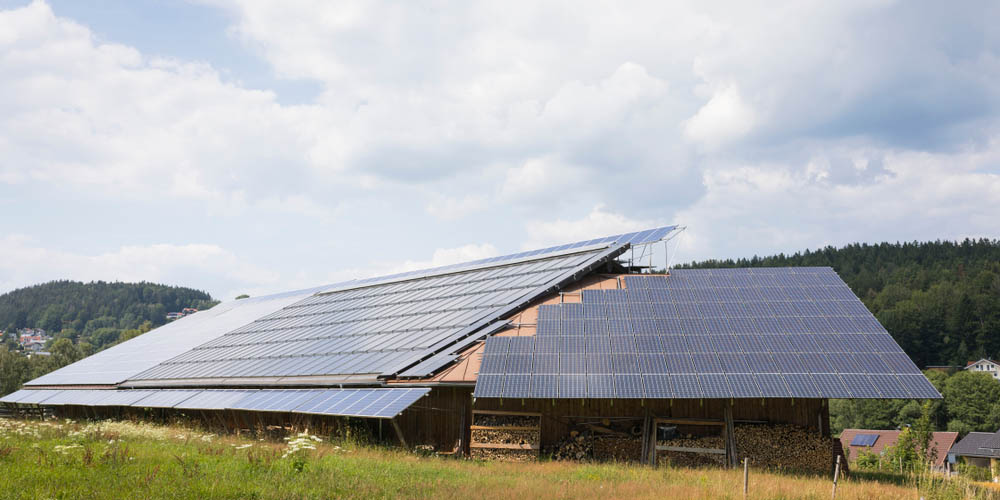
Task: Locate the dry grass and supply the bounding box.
[0,417,993,499]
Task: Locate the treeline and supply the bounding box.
[0,280,217,352]
[831,370,1000,435]
[0,338,94,396]
[680,239,1000,368]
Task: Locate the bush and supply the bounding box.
[854,449,881,470]
[956,462,992,482]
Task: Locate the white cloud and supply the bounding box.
[0,1,327,213]
[683,84,756,149]
[1,0,999,300]
[374,244,500,275]
[0,235,281,300]
[523,205,661,249]
[672,144,1000,264]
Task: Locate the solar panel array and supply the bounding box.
[128,249,612,383]
[0,387,429,419]
[475,268,941,400]
[318,226,678,294]
[24,289,320,387]
[850,433,879,447]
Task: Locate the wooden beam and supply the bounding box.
[470,425,539,431]
[471,410,541,417]
[654,418,725,426]
[470,442,539,450]
[655,445,727,455]
[391,417,408,449]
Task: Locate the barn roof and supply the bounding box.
[22,226,676,389]
[8,224,943,410]
[949,431,1000,458]
[474,269,941,399]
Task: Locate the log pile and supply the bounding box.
[470,428,537,446]
[548,432,594,461]
[592,436,642,462]
[470,448,537,462]
[734,424,829,473]
[469,412,540,462]
[548,425,642,462]
[473,414,537,428]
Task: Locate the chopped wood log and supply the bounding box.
[733,423,829,473]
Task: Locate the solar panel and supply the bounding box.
[474,267,939,400]
[530,374,559,398]
[92,391,159,407]
[850,433,879,447]
[559,374,588,398]
[40,390,116,406]
[296,388,430,418]
[133,390,201,408]
[174,390,257,410]
[0,389,62,404]
[116,243,631,385]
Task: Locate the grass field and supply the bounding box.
[0,417,995,500]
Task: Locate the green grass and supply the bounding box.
[0,417,995,500]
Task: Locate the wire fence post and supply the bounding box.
[832,454,841,500]
[743,457,749,499]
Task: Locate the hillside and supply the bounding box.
[0,280,216,347]
[679,239,1000,368]
[0,281,217,395]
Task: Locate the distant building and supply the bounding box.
[948,430,1000,480]
[839,429,958,472]
[166,312,184,320]
[22,340,47,352]
[965,359,1000,380]
[182,308,198,315]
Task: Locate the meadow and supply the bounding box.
[0,417,994,500]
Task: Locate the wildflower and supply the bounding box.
[53,444,82,455]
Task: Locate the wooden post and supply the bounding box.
[832,455,841,499]
[640,409,650,465]
[724,404,736,468]
[649,420,658,467]
[391,417,408,449]
[743,457,749,499]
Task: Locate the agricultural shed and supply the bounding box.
[1,225,940,470]
[838,429,957,471]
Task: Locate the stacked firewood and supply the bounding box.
[471,428,537,446]
[548,422,643,462]
[470,413,541,462]
[734,424,829,472]
[470,448,538,462]
[592,436,642,462]
[549,431,595,460]
[474,414,538,427]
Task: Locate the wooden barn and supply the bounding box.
[1,226,940,471]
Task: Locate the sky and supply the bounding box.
[1,0,998,301]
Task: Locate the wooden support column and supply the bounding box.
[724,405,736,468]
[391,417,408,449]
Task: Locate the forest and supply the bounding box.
[680,238,1000,368]
[0,280,216,351]
[0,281,217,395]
